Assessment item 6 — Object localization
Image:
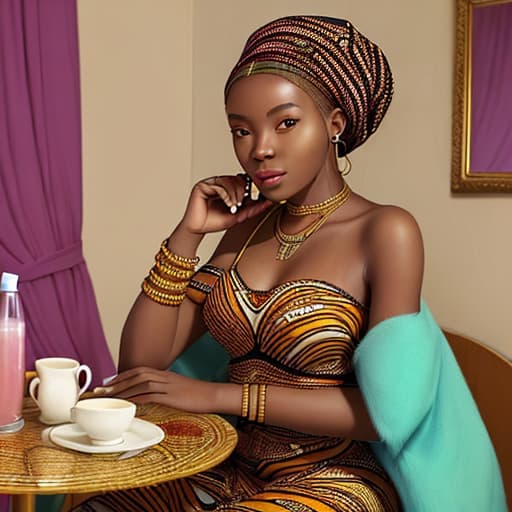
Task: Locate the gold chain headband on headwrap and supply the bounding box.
[225,16,394,154]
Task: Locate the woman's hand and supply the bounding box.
[181,174,272,235]
[94,367,216,413]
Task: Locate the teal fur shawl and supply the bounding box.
[353,300,507,511]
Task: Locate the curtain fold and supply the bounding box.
[0,0,115,394]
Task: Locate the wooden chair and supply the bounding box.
[444,330,512,510]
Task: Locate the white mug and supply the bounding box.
[29,357,92,425]
[71,398,136,445]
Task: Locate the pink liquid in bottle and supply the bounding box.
[0,272,25,433]
[0,319,25,428]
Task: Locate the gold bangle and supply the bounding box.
[143,292,185,306]
[142,288,185,305]
[156,251,197,273]
[141,239,199,306]
[148,269,189,291]
[143,281,186,301]
[248,384,259,422]
[141,280,186,306]
[159,239,199,268]
[155,259,196,280]
[241,383,268,423]
[257,384,267,424]
[241,384,249,418]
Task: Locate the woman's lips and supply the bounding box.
[254,170,285,188]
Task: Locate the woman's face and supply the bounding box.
[225,74,340,203]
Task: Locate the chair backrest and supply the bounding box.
[444,330,511,510]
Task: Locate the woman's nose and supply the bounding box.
[252,133,275,160]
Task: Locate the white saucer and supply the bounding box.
[49,418,165,454]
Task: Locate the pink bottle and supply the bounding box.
[0,272,25,433]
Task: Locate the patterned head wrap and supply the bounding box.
[225,16,394,154]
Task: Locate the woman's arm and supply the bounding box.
[118,175,272,372]
[118,223,206,372]
[106,367,378,439]
[364,205,424,329]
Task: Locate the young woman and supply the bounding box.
[77,15,505,512]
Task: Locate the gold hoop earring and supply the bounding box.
[338,154,352,176]
[331,135,352,176]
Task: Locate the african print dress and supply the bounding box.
[76,215,400,511]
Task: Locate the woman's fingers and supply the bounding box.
[92,368,204,411]
[113,379,169,400]
[234,199,273,223]
[182,174,272,234]
[197,175,247,214]
[93,367,168,396]
[124,392,170,405]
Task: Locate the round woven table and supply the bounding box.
[0,397,238,511]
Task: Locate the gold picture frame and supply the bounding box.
[451,0,512,193]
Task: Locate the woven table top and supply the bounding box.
[0,397,238,495]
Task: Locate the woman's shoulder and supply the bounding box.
[357,201,423,260]
[341,194,422,248]
[361,202,424,282]
[363,203,422,243]
[338,193,423,266]
[355,200,424,326]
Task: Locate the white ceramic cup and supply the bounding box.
[29,357,92,425]
[71,397,136,446]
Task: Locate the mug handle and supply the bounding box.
[77,365,92,395]
[28,377,41,406]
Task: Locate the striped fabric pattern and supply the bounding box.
[203,267,367,388]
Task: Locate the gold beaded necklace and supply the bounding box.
[286,181,350,216]
[274,182,351,260]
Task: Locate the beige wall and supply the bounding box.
[79,0,511,363]
[78,0,193,363]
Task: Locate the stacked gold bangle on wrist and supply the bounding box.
[141,238,199,307]
[240,383,267,424]
[241,384,250,418]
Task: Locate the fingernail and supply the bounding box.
[250,183,260,201]
[93,386,113,394]
[237,202,242,207]
[230,205,238,214]
[102,374,117,385]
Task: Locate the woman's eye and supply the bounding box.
[231,128,250,137]
[279,118,299,129]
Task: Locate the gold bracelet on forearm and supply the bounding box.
[241,384,250,418]
[240,383,267,424]
[257,384,267,424]
[142,280,186,306]
[148,269,191,291]
[158,239,200,268]
[141,239,199,306]
[248,383,259,422]
[155,259,196,280]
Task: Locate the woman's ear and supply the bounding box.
[328,108,347,139]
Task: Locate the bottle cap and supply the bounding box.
[0,272,19,292]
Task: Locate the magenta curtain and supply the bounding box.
[470,2,512,172]
[1,3,116,509]
[0,0,116,390]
